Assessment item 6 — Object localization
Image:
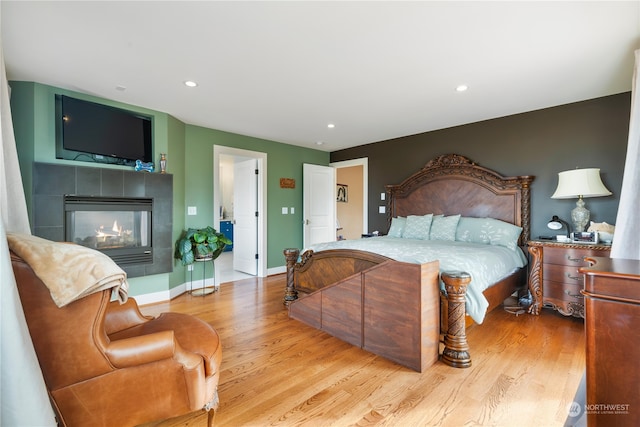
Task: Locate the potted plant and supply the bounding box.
[174,226,232,266]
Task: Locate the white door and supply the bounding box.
[303,163,336,247]
[233,159,258,275]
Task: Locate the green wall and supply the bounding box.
[165,115,187,292]
[9,81,328,297]
[183,125,328,268]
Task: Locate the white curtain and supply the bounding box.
[611,49,640,260]
[0,32,57,427]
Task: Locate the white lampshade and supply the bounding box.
[551,168,611,199]
[551,168,612,233]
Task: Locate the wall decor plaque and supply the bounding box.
[280,178,295,189]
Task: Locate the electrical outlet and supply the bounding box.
[290,207,295,214]
[187,265,194,271]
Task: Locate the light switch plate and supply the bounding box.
[187,206,197,215]
[282,207,288,214]
[379,206,386,214]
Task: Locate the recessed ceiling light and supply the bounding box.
[115,85,126,91]
[316,141,324,145]
[184,80,198,88]
[327,123,335,129]
[456,85,468,92]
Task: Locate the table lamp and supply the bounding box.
[547,215,570,239]
[551,168,611,232]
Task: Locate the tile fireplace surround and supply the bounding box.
[32,162,173,278]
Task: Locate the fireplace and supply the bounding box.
[64,195,153,265]
[33,162,173,278]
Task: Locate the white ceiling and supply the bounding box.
[2,1,639,152]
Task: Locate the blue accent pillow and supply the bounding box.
[388,216,406,238]
[455,217,492,245]
[402,214,434,240]
[455,217,522,251]
[429,214,461,241]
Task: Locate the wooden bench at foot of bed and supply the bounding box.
[283,248,472,371]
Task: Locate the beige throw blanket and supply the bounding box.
[8,232,129,308]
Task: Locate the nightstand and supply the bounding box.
[527,240,611,318]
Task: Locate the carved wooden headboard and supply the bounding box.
[385,154,535,245]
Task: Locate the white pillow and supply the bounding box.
[402,214,434,240]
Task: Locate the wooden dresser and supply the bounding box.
[580,257,640,426]
[527,240,611,317]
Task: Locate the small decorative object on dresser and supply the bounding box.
[159,153,167,173]
[134,159,154,172]
[587,221,615,243]
[527,240,611,317]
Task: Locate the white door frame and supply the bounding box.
[330,157,368,235]
[213,145,267,278]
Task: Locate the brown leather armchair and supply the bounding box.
[11,251,222,427]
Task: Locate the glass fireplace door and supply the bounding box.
[65,196,153,265]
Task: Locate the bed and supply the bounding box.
[283,153,534,371]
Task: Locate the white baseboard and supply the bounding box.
[268,265,286,275]
[134,282,187,306]
[135,267,287,307]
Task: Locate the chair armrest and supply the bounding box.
[104,298,153,335]
[106,330,202,369]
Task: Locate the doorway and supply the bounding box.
[213,146,268,283]
[331,158,368,238]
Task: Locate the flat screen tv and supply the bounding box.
[55,94,153,167]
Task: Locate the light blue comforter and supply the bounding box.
[306,236,527,324]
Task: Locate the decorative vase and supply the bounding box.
[159,153,167,174]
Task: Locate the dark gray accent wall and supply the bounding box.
[32,162,173,278]
[331,93,631,240]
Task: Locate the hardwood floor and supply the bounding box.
[139,274,585,427]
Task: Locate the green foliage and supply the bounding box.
[174,226,232,266]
